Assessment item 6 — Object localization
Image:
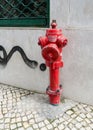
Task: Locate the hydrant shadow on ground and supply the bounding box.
[38,20,68,106]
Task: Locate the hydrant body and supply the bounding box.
[38,20,68,105]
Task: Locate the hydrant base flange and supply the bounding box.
[46,85,63,105]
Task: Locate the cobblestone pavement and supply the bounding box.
[0,84,93,130]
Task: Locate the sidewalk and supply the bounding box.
[0,83,93,130]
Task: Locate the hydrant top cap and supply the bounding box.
[51,20,57,29]
[46,20,62,36]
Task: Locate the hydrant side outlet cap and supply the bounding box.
[42,44,60,62]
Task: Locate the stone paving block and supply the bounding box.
[66,110,73,115]
[29,119,35,124]
[72,107,79,112]
[26,111,31,115]
[17,122,22,127]
[0,119,4,123]
[54,128,59,130]
[72,128,77,130]
[58,117,65,123]
[10,124,17,129]
[79,113,86,119]
[18,128,25,130]
[71,113,77,118]
[86,113,92,119]
[76,116,83,122]
[85,107,92,112]
[68,123,74,129]
[90,124,93,129]
[23,122,29,128]
[40,127,48,130]
[32,123,38,129]
[46,124,53,129]
[63,121,69,126]
[35,117,43,123]
[67,118,72,123]
[26,127,33,130]
[80,127,85,130]
[75,122,82,129]
[63,114,70,120]
[86,127,92,130]
[4,123,10,129]
[16,117,21,122]
[81,121,87,127]
[38,122,45,128]
[27,114,33,119]
[71,119,78,125]
[52,122,57,127]
[44,119,50,125]
[64,128,70,130]
[22,116,28,121]
[58,124,65,130]
[5,118,10,123]
[85,118,91,123]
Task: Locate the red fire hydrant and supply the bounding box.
[38,20,68,105]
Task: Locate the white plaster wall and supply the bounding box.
[0,0,93,105]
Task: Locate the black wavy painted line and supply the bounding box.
[0,45,38,69]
